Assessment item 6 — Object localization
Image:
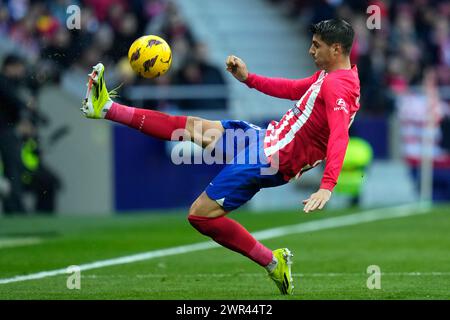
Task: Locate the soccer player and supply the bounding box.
[81,19,360,295]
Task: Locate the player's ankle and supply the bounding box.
[102,100,113,118]
[265,256,278,273]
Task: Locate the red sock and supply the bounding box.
[188,215,273,267]
[105,102,187,141]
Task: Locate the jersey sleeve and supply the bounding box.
[244,72,320,101]
[320,79,351,191]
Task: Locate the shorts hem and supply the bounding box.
[205,187,239,212]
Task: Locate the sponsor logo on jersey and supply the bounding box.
[334,98,349,114]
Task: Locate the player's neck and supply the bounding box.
[324,58,351,73]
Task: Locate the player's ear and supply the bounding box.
[334,43,344,57]
[332,43,340,55]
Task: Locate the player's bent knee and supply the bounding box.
[188,201,214,217]
[188,200,202,217]
[187,214,212,236]
[188,192,226,218]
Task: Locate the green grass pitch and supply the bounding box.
[0,205,449,300]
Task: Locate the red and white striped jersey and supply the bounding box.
[245,65,360,191]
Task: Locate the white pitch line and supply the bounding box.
[0,237,43,249]
[0,203,429,285]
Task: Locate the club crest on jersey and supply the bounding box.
[334,98,349,114]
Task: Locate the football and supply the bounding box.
[127,35,172,78]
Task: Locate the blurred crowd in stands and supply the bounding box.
[0,0,227,214]
[0,0,227,110]
[269,0,450,115]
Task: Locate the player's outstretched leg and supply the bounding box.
[188,193,294,295]
[81,63,223,147]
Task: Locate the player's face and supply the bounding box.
[309,34,337,70]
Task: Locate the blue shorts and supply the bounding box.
[205,120,288,211]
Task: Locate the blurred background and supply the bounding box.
[0,0,449,216]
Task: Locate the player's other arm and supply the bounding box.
[225,55,318,101]
[303,80,350,213]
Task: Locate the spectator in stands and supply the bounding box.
[269,0,449,117]
[174,42,227,110]
[0,54,28,214]
[0,0,219,110]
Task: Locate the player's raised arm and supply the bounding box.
[225,55,249,82]
[225,54,319,101]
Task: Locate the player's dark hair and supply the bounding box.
[310,19,354,55]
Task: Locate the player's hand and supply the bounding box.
[302,189,332,213]
[225,55,248,82]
